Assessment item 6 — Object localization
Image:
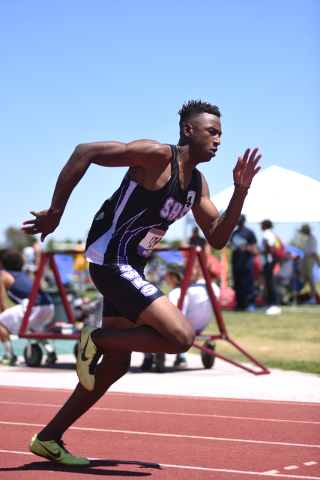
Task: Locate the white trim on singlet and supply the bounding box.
[7,291,24,304]
[86,179,138,265]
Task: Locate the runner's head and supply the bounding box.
[178,100,222,162]
[178,100,221,126]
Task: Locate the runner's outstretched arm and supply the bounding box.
[21,141,171,242]
[193,147,261,250]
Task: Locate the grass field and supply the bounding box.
[196,305,320,375]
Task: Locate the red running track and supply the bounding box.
[0,386,319,479]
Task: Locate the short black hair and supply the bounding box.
[0,249,25,271]
[178,100,221,125]
[261,220,273,229]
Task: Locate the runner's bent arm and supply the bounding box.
[192,176,249,250]
[192,147,261,250]
[22,141,172,241]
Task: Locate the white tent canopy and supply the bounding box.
[210,165,320,223]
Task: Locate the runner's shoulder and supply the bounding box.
[128,140,172,159]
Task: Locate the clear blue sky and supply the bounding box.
[1,0,319,247]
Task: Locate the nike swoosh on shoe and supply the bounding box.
[40,444,61,459]
[81,337,90,362]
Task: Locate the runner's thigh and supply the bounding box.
[137,295,195,343]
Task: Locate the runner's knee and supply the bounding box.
[169,324,195,354]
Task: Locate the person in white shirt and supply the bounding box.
[299,224,319,304]
[140,261,220,369]
[260,220,281,315]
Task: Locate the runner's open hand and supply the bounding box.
[21,210,61,242]
[233,147,262,189]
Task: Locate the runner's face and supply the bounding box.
[188,113,222,162]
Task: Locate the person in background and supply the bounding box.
[229,214,258,311]
[299,224,319,305]
[73,240,88,291]
[260,220,281,315]
[189,226,206,250]
[0,249,56,365]
[180,227,209,266]
[23,238,41,279]
[140,262,220,369]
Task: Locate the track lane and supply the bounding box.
[1,401,319,446]
[0,386,319,479]
[1,422,319,477]
[1,386,319,422]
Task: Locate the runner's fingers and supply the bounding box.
[252,153,262,167]
[248,147,260,164]
[242,148,251,163]
[22,219,36,225]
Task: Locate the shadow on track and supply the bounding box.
[0,458,161,476]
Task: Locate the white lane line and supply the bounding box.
[1,385,320,406]
[160,463,320,478]
[0,449,32,455]
[0,450,320,479]
[1,421,319,448]
[305,462,318,466]
[1,401,318,425]
[284,466,299,470]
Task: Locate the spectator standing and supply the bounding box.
[0,249,56,365]
[180,226,208,266]
[189,226,206,250]
[229,215,258,311]
[73,240,88,291]
[260,220,281,314]
[299,224,319,304]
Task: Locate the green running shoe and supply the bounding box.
[76,325,105,391]
[29,433,90,466]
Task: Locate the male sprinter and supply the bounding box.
[22,100,261,466]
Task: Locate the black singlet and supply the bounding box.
[85,145,201,270]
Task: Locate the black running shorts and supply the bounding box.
[89,262,164,323]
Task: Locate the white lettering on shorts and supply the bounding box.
[132,277,149,289]
[120,266,140,281]
[119,265,159,297]
[141,284,158,296]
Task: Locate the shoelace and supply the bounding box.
[88,345,104,375]
[56,439,70,454]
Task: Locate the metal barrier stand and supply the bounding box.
[19,251,80,341]
[19,248,270,375]
[155,246,270,376]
